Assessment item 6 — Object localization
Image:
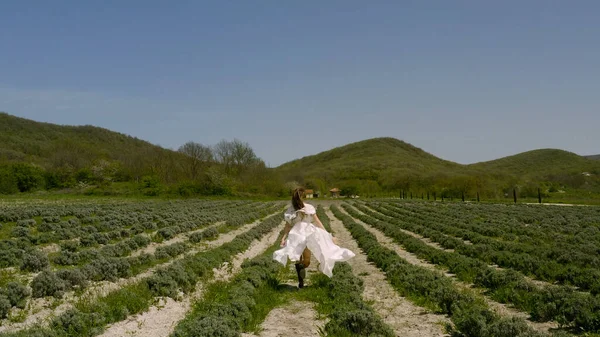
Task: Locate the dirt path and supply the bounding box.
[97,222,283,337]
[326,208,449,337]
[0,215,277,334]
[241,300,324,337]
[337,206,558,333]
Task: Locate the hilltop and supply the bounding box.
[0,112,178,167]
[277,138,600,198]
[277,137,465,181]
[586,155,600,161]
[468,149,600,178]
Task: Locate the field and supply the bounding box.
[0,199,599,337]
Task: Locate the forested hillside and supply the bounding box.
[0,113,282,196]
[1,112,599,201]
[276,138,600,200]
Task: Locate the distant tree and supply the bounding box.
[90,159,120,186]
[449,175,476,199]
[10,163,45,192]
[360,180,381,197]
[341,185,359,197]
[121,148,154,183]
[178,142,213,180]
[213,139,260,173]
[44,167,75,189]
[203,167,234,195]
[0,166,19,194]
[48,139,95,170]
[75,168,94,184]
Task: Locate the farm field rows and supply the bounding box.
[0,199,598,336]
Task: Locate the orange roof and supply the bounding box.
[329,188,340,192]
[305,189,314,194]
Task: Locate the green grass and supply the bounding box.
[0,269,19,287]
[0,221,16,240]
[76,281,155,324]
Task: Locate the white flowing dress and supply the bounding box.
[273,204,355,277]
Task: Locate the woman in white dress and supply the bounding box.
[273,188,355,288]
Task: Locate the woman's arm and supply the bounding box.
[280,222,292,247]
[313,214,338,243]
[313,214,327,232]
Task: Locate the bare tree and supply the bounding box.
[178,141,213,179]
[213,139,260,172]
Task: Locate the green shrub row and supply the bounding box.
[0,201,283,321]
[377,201,600,291]
[171,255,282,337]
[53,234,152,266]
[316,205,332,232]
[0,213,283,337]
[319,262,394,337]
[0,205,282,324]
[0,201,275,270]
[0,200,250,223]
[330,205,559,337]
[173,212,393,337]
[188,226,219,243]
[307,204,393,336]
[391,201,600,249]
[0,282,30,318]
[345,203,600,333]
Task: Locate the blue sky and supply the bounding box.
[1,1,599,166]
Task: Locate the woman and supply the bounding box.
[273,188,355,288]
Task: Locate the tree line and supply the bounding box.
[1,138,598,200]
[0,139,287,197]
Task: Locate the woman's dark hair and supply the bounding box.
[292,188,305,211]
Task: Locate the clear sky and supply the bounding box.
[1,1,599,166]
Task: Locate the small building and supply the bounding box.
[330,188,340,198]
[305,189,314,199]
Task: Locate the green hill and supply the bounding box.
[468,149,600,178]
[0,112,177,167]
[0,112,191,194]
[277,138,600,198]
[277,137,463,177]
[276,138,475,195]
[2,112,599,200]
[0,112,275,197]
[586,155,600,161]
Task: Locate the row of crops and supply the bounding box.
[2,198,598,336]
[341,200,600,335]
[172,207,394,337]
[0,200,401,337]
[0,199,284,327]
[368,201,600,292]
